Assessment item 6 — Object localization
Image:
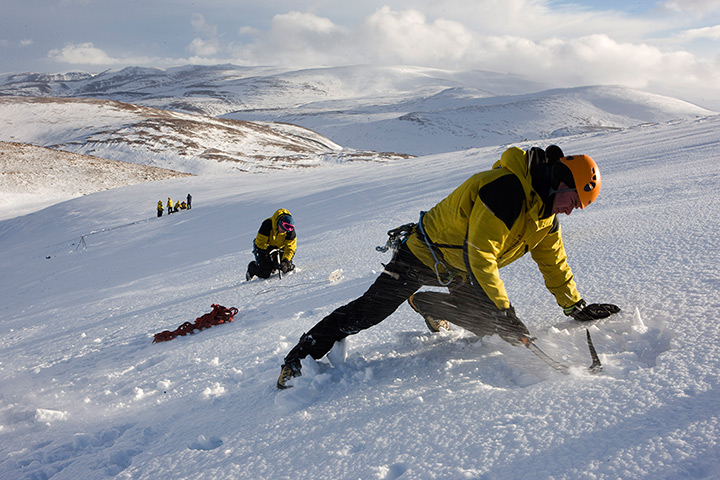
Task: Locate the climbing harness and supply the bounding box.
[376,213,458,287]
[152,304,238,343]
[375,222,417,253]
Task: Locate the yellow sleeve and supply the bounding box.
[530,223,582,308]
[282,236,297,261]
[465,202,512,310]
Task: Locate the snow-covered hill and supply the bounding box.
[0,96,410,176]
[1,112,719,479]
[232,83,714,155]
[0,141,190,220]
[2,65,713,156]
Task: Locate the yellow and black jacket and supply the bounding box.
[406,147,581,310]
[254,208,297,262]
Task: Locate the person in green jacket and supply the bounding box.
[277,145,620,389]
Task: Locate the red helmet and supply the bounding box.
[559,155,601,208]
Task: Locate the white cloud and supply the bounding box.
[231,11,349,66]
[48,42,121,65]
[238,26,259,36]
[226,6,720,105]
[273,11,341,36]
[187,14,221,57]
[191,13,217,37]
[188,37,220,56]
[48,42,149,66]
[359,7,473,65]
[679,24,720,40]
[662,0,720,16]
[0,38,34,48]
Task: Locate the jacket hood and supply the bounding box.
[496,147,554,218]
[495,147,534,199]
[271,208,293,231]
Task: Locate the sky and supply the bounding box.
[1,0,720,108]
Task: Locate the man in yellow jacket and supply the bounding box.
[246,209,297,280]
[277,145,619,388]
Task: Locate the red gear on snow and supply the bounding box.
[152,304,238,343]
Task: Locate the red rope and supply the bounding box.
[153,304,238,343]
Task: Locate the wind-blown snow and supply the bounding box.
[1,112,719,479]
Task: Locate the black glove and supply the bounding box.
[495,305,531,346]
[280,259,295,274]
[564,299,620,322]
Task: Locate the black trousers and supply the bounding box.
[283,241,503,366]
[249,247,282,279]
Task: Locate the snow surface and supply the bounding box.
[0,141,189,221]
[1,111,719,479]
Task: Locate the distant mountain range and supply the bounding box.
[0,64,547,115]
[0,64,715,166]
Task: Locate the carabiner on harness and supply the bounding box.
[376,222,417,253]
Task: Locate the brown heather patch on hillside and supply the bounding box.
[0,141,190,196]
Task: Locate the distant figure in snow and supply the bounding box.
[157,200,163,218]
[246,209,296,281]
[167,197,173,215]
[277,145,620,389]
[187,194,192,210]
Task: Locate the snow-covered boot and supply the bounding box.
[246,261,257,281]
[276,360,301,389]
[408,293,451,333]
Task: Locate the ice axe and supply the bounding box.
[520,328,602,374]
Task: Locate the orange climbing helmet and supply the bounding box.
[559,155,601,208]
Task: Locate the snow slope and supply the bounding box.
[226,84,716,155]
[1,113,719,479]
[0,96,407,176]
[0,141,189,221]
